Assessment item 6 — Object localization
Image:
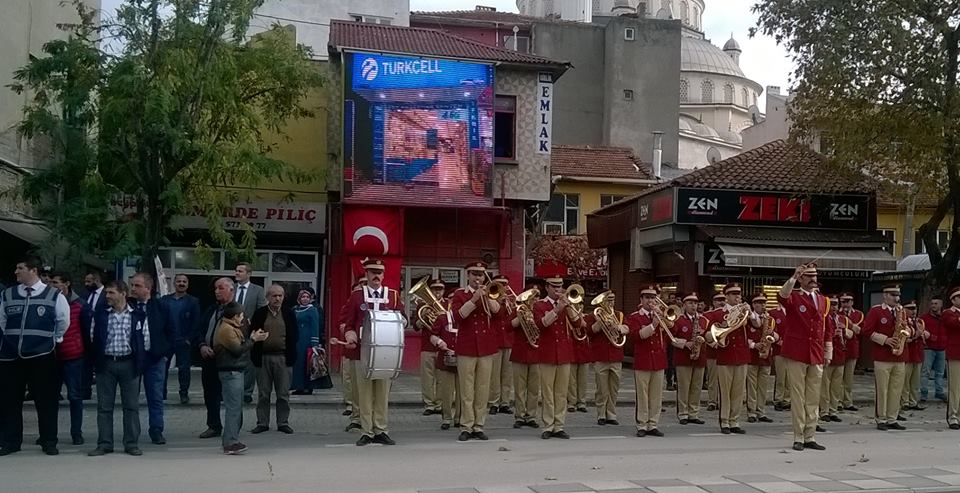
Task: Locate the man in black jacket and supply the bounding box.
[130,273,173,445]
[249,284,298,434]
[194,278,237,439]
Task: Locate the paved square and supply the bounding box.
[724,475,786,483]
[647,487,707,493]
[839,479,903,489]
[894,468,957,477]
[633,480,695,488]
[884,476,952,488]
[700,485,762,493]
[743,482,811,493]
[792,481,859,491]
[529,484,594,493]
[811,471,875,481]
[580,481,648,491]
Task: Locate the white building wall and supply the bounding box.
[742,86,791,151]
[679,134,739,169]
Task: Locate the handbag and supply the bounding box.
[308,345,329,381]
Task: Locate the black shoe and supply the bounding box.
[774,403,784,411]
[844,405,859,411]
[198,428,221,439]
[888,422,906,430]
[720,427,731,434]
[72,436,84,446]
[441,423,451,430]
[541,431,552,439]
[758,416,774,423]
[636,430,647,437]
[816,425,826,432]
[422,409,434,416]
[528,421,540,428]
[86,448,112,456]
[689,418,705,424]
[250,425,269,434]
[782,403,792,411]
[243,396,253,404]
[458,431,471,442]
[373,433,395,445]
[277,425,294,434]
[567,406,575,412]
[646,428,664,437]
[747,416,757,423]
[792,442,804,451]
[345,423,361,432]
[125,447,143,456]
[576,406,588,413]
[949,423,960,430]
[150,433,166,445]
[342,409,353,416]
[552,431,570,439]
[730,427,746,434]
[606,419,619,426]
[42,446,59,456]
[513,421,524,429]
[598,418,607,425]
[499,406,513,415]
[914,404,926,411]
[707,404,717,411]
[471,431,489,441]
[877,423,889,431]
[356,435,373,446]
[180,394,190,405]
[829,415,842,423]
[489,406,499,415]
[679,418,689,425]
[803,441,826,450]
[897,415,907,421]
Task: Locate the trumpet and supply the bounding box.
[653,297,682,345]
[515,288,541,348]
[591,291,626,347]
[566,284,587,341]
[408,276,446,328]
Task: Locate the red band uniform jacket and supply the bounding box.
[626,308,667,371]
[776,290,830,365]
[533,298,575,365]
[450,287,501,358]
[942,307,960,361]
[586,312,626,364]
[825,313,847,367]
[672,312,707,368]
[339,286,404,361]
[863,304,908,364]
[843,308,864,361]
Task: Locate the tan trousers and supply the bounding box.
[901,362,921,408]
[948,360,960,425]
[538,363,571,432]
[354,360,391,437]
[457,354,495,432]
[437,369,459,425]
[488,348,513,407]
[842,358,857,407]
[634,369,664,430]
[874,361,905,424]
[774,355,791,404]
[785,359,823,442]
[746,365,771,418]
[346,358,360,424]
[567,363,589,408]
[819,365,844,416]
[705,359,719,405]
[595,362,622,420]
[717,364,747,428]
[675,365,704,420]
[342,356,355,413]
[513,362,540,422]
[420,351,440,411]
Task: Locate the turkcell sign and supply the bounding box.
[350,52,493,90]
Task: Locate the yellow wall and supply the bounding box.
[555,181,650,234]
[878,207,955,257]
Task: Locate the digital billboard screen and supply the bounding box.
[342,52,495,207]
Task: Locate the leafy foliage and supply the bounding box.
[530,234,606,280]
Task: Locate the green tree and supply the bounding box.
[753,0,960,296]
[10,0,324,275]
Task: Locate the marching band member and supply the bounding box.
[511,284,541,430]
[943,287,960,430]
[340,258,404,446]
[839,293,863,411]
[429,288,459,431]
[567,316,592,414]
[672,292,707,425]
[627,284,670,437]
[778,264,831,451]
[339,280,365,431]
[450,262,501,441]
[415,279,445,417]
[709,283,760,435]
[587,291,627,426]
[863,284,909,431]
[819,295,849,424]
[746,293,777,423]
[488,274,515,416]
[533,275,581,439]
[703,293,726,411]
[771,299,791,412]
[899,300,928,418]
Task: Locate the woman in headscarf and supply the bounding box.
[291,288,326,394]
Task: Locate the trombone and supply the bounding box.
[653,297,682,345]
[566,284,587,341]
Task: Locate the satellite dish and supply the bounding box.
[706,147,722,164]
[748,104,762,124]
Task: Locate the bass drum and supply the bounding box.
[360,310,405,380]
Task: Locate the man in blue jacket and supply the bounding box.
[162,274,201,404]
[130,273,173,445]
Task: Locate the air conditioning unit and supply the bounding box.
[542,222,564,235]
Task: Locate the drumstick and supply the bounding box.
[328,338,357,349]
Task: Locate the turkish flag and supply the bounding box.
[343,206,404,257]
[349,256,403,291]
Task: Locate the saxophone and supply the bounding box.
[690,313,706,360]
[756,312,776,359]
[890,305,911,356]
[515,288,540,348]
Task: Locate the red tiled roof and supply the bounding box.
[328,20,568,68]
[551,145,653,181]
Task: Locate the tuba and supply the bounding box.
[591,291,626,347]
[705,302,751,348]
[566,284,587,341]
[515,288,541,348]
[653,297,682,345]
[408,276,446,328]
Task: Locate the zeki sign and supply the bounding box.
[537,72,553,154]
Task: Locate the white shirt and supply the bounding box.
[800,289,818,309]
[235,281,251,302]
[0,280,71,343]
[87,285,104,308]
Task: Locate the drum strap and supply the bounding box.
[445,310,457,334]
[363,285,391,310]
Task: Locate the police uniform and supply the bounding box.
[627,285,668,436]
[839,293,864,410]
[672,293,707,424]
[863,285,908,429]
[533,276,579,438]
[943,288,960,429]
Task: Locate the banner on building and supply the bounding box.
[343,206,404,288]
[537,72,553,155]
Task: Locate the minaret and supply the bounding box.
[723,33,742,66]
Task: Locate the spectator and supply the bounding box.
[162,274,201,404]
[214,302,268,455]
[82,270,108,395]
[292,288,324,395]
[234,262,266,404]
[50,272,92,445]
[249,284,298,434]
[130,273,173,446]
[194,278,236,439]
[0,255,70,456]
[88,280,146,456]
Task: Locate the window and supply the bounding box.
[914,229,950,254]
[879,229,896,253]
[600,194,628,208]
[624,27,636,41]
[349,14,392,24]
[623,89,634,101]
[503,35,530,53]
[679,79,688,102]
[494,95,517,160]
[742,88,749,107]
[544,193,579,234]
[723,83,734,103]
[701,80,714,103]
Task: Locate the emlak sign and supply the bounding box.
[675,188,871,230]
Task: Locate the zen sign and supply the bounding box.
[675,188,871,230]
[537,72,553,154]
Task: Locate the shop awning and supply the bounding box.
[0,217,48,244]
[718,244,897,271]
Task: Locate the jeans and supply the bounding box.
[141,356,167,436]
[60,358,86,439]
[96,358,140,450]
[165,343,192,396]
[921,349,946,398]
[219,371,244,447]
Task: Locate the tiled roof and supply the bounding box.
[328,20,568,67]
[551,145,653,181]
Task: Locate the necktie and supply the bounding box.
[25,287,33,298]
[238,285,247,305]
[373,290,381,299]
[88,293,95,305]
[138,301,146,312]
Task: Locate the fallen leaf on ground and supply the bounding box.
[498,446,510,452]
